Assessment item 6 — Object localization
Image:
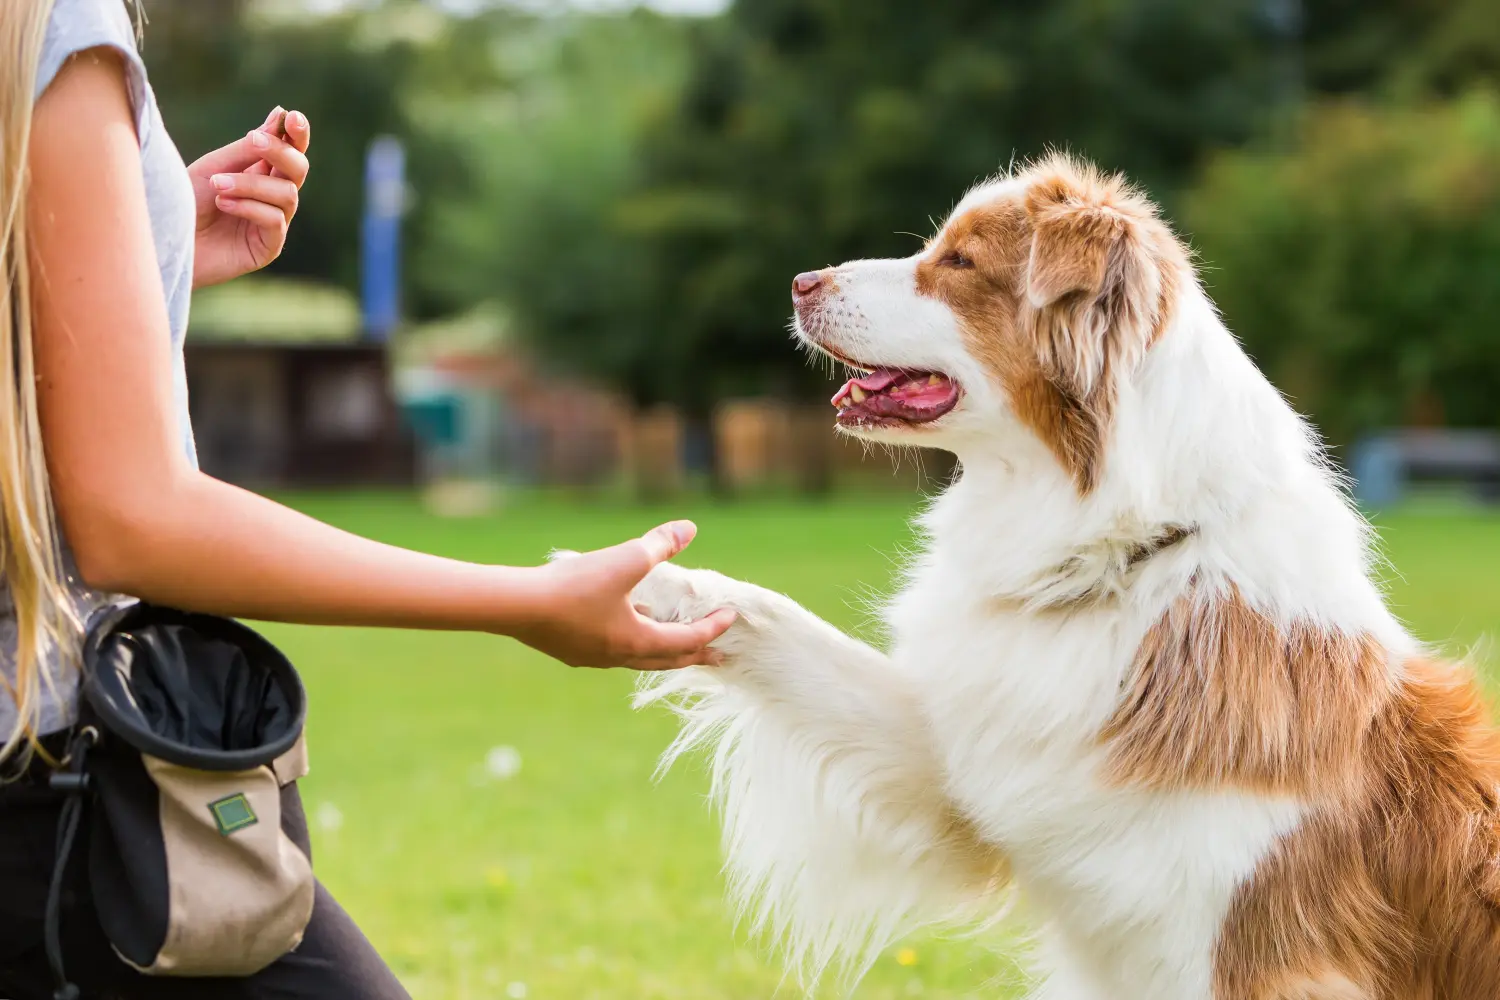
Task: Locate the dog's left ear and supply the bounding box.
[1022,167,1165,398]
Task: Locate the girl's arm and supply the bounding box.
[27,49,732,671]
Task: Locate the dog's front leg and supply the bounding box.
[631,563,1010,987]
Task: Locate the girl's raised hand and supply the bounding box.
[187,106,311,289]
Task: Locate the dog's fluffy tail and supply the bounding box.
[637,661,1010,988]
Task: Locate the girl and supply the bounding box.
[0,2,733,997]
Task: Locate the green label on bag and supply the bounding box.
[209,793,258,836]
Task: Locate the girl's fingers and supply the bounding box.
[245,130,310,187]
[622,521,696,582]
[210,173,299,218]
[237,108,292,178]
[282,110,311,155]
[628,649,723,672]
[213,196,287,244]
[187,107,307,182]
[636,609,737,657]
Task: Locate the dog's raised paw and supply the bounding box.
[630,561,710,624]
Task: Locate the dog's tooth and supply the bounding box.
[928,374,942,386]
[849,385,866,403]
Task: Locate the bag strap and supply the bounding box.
[44,725,98,1000]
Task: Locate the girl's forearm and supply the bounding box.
[72,471,544,633]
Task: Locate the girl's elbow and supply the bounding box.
[56,497,156,595]
[67,527,140,594]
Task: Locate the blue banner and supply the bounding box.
[360,135,405,342]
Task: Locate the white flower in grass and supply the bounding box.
[485,745,523,781]
[505,981,528,999]
[314,802,343,833]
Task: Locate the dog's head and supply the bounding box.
[793,154,1190,494]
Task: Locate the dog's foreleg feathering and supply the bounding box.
[632,563,1011,986]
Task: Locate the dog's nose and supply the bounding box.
[792,271,825,300]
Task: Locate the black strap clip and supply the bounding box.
[45,726,98,1000]
[47,771,90,794]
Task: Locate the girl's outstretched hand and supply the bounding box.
[188,106,311,288]
[515,521,736,671]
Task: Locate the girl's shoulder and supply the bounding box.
[36,0,150,137]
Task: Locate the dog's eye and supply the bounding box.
[940,250,974,269]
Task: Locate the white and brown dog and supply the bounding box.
[630,154,1500,999]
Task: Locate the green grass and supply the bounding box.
[262,492,1500,1000]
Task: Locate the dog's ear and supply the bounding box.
[1022,164,1164,398]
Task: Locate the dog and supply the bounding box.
[630,153,1500,999]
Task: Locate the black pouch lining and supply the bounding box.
[81,603,306,772]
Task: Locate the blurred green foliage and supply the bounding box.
[1184,0,1500,445]
[569,0,1288,412]
[146,0,1500,446]
[416,10,693,392]
[1187,91,1500,446]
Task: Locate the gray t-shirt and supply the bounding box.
[1,0,198,739]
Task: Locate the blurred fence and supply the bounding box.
[185,330,952,498]
[189,336,1497,507]
[393,351,951,497]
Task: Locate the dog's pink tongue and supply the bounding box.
[831,369,903,407]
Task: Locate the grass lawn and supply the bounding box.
[263,491,1500,1000]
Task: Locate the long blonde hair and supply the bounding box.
[1,0,80,765]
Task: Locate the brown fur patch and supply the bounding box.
[916,154,1187,493]
[1101,586,1500,996]
[1101,586,1390,796]
[1214,656,1500,998]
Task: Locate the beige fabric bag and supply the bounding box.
[44,602,316,994]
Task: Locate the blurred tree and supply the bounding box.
[1295,0,1440,95]
[415,8,688,345]
[1295,0,1500,99]
[1387,0,1500,98]
[141,0,249,33]
[1186,91,1500,447]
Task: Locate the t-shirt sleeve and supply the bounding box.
[34,0,152,142]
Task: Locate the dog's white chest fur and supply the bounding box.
[893,571,1304,997]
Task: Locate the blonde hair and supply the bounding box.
[1,0,80,765]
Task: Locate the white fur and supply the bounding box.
[633,181,1416,998]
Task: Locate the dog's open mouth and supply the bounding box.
[831,368,962,428]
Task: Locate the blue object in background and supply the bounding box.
[1350,433,1403,509]
[361,135,405,342]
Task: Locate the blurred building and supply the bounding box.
[188,341,417,488]
[184,277,416,489]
